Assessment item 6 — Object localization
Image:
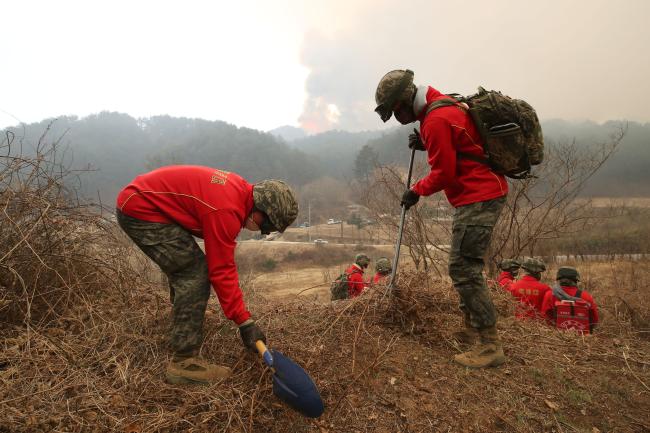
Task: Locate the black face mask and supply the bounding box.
[259,214,278,235]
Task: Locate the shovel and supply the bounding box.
[388,146,416,291]
[255,341,324,418]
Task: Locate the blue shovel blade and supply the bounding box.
[268,349,324,418]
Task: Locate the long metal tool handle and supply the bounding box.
[389,147,416,290]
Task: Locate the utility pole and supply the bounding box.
[308,201,311,242]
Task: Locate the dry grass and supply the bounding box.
[587,197,650,208]
[1,260,649,432]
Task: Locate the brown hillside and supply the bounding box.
[1,262,649,433]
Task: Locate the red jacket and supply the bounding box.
[345,264,366,298]
[508,275,551,319]
[540,285,599,326]
[372,273,389,285]
[412,86,508,207]
[497,271,515,290]
[116,165,253,325]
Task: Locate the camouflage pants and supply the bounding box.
[448,196,506,330]
[116,210,210,356]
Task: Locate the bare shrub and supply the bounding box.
[0,126,145,326]
[356,162,449,275]
[489,125,627,268]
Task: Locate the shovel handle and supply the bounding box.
[255,340,274,368]
[255,340,267,354]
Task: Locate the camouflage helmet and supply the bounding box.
[375,257,392,274]
[521,258,546,274]
[374,69,415,122]
[355,253,370,268]
[556,266,580,282]
[498,258,520,272]
[253,180,298,233]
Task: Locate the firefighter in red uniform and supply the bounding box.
[508,258,551,319]
[116,165,298,384]
[497,259,520,290]
[372,257,392,285]
[345,254,370,297]
[541,267,599,332]
[374,69,509,368]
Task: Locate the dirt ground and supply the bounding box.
[1,255,649,433]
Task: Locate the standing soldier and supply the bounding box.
[497,258,520,290]
[507,258,551,319]
[372,257,392,285]
[116,165,298,384]
[374,69,509,368]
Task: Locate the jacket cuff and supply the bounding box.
[234,311,252,326]
[411,183,426,197]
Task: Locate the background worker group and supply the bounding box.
[498,259,599,332]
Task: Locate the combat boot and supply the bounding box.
[451,312,479,345]
[453,326,506,368]
[166,357,232,385]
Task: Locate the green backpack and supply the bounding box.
[427,87,544,179]
[330,269,361,301]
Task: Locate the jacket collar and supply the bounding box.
[414,86,444,121]
[413,85,429,117]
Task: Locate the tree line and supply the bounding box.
[4,113,648,209]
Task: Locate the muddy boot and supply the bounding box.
[453,326,506,368]
[166,357,232,385]
[451,312,479,345]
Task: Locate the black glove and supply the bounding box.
[239,319,266,352]
[408,128,425,151]
[401,189,420,210]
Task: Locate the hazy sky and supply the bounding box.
[1,0,648,133]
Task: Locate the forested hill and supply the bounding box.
[4,114,649,204]
[288,129,383,176]
[4,113,323,202]
[542,120,649,196]
[141,116,322,186]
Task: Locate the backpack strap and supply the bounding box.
[425,99,491,167]
[574,288,595,332]
[425,98,465,115]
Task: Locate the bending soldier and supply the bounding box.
[346,254,370,298]
[497,258,520,290]
[116,165,298,384]
[541,267,599,333]
[372,257,392,285]
[508,258,551,319]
